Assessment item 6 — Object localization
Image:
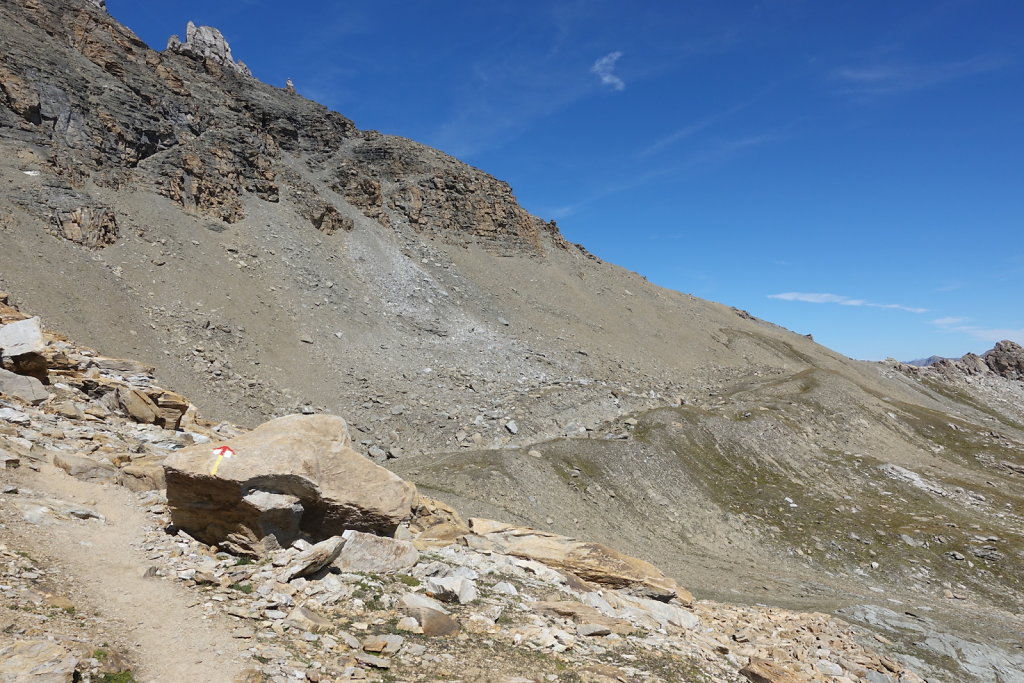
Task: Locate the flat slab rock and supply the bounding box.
[0,639,79,681]
[163,414,416,549]
[464,518,693,605]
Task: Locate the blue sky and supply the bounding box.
[109,1,1024,361]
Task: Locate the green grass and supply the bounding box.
[229,582,254,594]
[98,673,136,683]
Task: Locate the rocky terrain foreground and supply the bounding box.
[2,300,929,682]
[1,0,1023,681]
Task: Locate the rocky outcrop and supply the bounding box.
[983,340,1024,380]
[163,414,417,550]
[463,518,694,605]
[52,206,118,247]
[928,340,1024,382]
[165,22,252,77]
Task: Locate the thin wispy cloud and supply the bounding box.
[931,316,968,327]
[931,317,1024,344]
[769,292,928,313]
[591,51,625,91]
[832,54,1005,97]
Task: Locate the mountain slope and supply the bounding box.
[1,1,1023,680]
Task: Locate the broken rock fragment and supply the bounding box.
[278,535,346,582]
[0,368,48,405]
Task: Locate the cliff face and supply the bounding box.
[0,0,563,252]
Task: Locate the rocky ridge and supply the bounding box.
[899,341,1024,382]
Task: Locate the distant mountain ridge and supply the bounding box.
[903,355,947,367]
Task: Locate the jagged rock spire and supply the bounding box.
[166,21,252,77]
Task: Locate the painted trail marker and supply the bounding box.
[210,445,236,476]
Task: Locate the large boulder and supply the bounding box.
[163,414,416,550]
[463,518,693,605]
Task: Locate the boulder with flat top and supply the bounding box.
[163,414,416,551]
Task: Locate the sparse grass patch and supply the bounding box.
[98,672,136,683]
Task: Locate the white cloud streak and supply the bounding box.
[832,55,1005,97]
[591,51,625,91]
[931,317,968,326]
[931,317,1024,344]
[768,292,928,313]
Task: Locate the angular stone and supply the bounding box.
[409,494,470,548]
[53,452,118,483]
[606,592,701,630]
[156,392,189,429]
[163,414,416,549]
[241,490,304,548]
[740,658,801,683]
[395,616,421,633]
[400,593,460,636]
[333,530,419,573]
[90,357,154,375]
[279,536,346,582]
[532,601,633,635]
[423,576,477,605]
[284,604,332,633]
[117,387,159,424]
[0,317,44,357]
[353,652,390,669]
[577,623,612,637]
[0,639,78,682]
[0,368,48,405]
[1,449,19,469]
[464,518,693,605]
[117,460,167,492]
[362,634,403,655]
